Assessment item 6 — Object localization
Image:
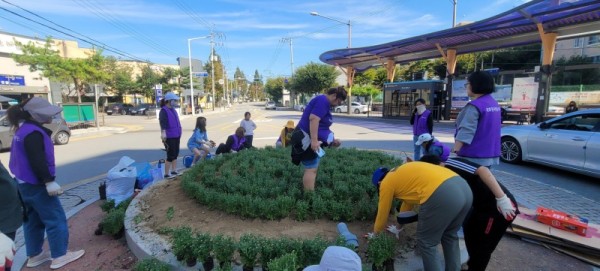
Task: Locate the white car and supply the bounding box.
[500,108,600,178]
[334,102,370,114]
[265,101,276,110]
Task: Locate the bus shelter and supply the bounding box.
[383,80,445,120]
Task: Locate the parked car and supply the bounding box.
[334,102,370,114]
[105,103,133,115]
[293,103,306,112]
[0,114,71,150]
[265,101,277,110]
[500,108,600,178]
[130,104,151,116]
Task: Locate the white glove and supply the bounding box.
[496,194,516,221]
[364,232,375,240]
[0,232,15,270]
[386,225,404,239]
[45,181,63,196]
[161,130,167,141]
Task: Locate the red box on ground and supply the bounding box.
[534,207,588,236]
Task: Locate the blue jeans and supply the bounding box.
[18,183,69,258]
[413,135,422,161]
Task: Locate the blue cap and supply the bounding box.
[164,92,179,101]
[372,167,389,187]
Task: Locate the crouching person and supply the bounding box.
[216,127,249,154]
[371,162,472,271]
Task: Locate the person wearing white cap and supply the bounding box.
[303,246,362,271]
[415,133,451,162]
[159,92,182,179]
[6,97,85,269]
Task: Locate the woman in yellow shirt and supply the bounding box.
[372,162,472,271]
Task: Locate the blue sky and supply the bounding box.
[0,0,529,79]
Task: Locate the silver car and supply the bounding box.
[500,108,600,178]
[0,114,71,150]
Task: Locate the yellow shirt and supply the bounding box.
[373,162,458,233]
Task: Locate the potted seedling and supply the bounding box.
[212,234,236,269]
[171,227,197,266]
[266,251,300,271]
[367,233,397,271]
[238,233,263,271]
[133,258,170,271]
[194,232,214,271]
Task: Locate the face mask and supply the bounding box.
[416,105,426,114]
[169,100,178,107]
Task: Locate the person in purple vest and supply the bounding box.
[7,97,85,269]
[216,127,249,154]
[453,71,501,167]
[160,92,183,179]
[415,133,450,162]
[290,87,346,191]
[410,98,433,161]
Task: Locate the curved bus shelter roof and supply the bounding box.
[319,0,600,71]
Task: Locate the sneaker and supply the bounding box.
[50,250,85,269]
[166,173,176,179]
[164,174,171,179]
[171,171,182,176]
[27,250,51,267]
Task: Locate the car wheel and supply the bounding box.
[107,112,113,115]
[54,131,70,145]
[501,137,522,163]
[336,108,341,113]
[354,108,360,114]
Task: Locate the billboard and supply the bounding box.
[452,79,469,108]
[0,74,25,86]
[511,77,538,110]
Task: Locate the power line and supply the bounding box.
[1,0,147,62]
[0,5,149,62]
[172,0,212,30]
[72,0,177,58]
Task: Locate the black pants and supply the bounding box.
[165,137,180,162]
[463,209,513,271]
[215,143,230,154]
[245,135,254,148]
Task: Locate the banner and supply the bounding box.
[511,77,538,110]
[493,85,512,102]
[452,79,469,108]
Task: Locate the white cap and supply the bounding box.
[415,133,433,145]
[303,246,361,271]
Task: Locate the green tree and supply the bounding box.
[290,62,339,95]
[104,57,135,101]
[136,65,160,102]
[203,52,225,104]
[249,69,264,101]
[13,38,109,103]
[265,77,285,102]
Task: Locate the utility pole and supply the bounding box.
[282,37,295,107]
[210,31,216,111]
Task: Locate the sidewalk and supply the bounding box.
[11,111,600,270]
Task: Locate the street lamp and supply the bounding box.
[310,11,351,48]
[310,11,353,114]
[187,35,210,116]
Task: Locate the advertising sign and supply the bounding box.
[0,74,25,86]
[452,79,469,108]
[493,85,512,102]
[511,77,538,110]
[155,84,163,102]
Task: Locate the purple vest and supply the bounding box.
[430,141,450,162]
[9,123,56,185]
[413,110,431,136]
[458,95,501,158]
[231,135,246,151]
[161,106,182,138]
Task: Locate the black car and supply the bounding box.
[105,103,133,115]
[130,104,152,116]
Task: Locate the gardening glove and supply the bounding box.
[496,194,516,221]
[386,225,403,239]
[45,181,63,196]
[364,232,375,240]
[0,232,15,271]
[161,130,167,141]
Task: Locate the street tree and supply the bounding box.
[136,65,160,102]
[105,58,136,101]
[13,38,110,103]
[203,52,224,104]
[290,62,339,95]
[249,69,263,101]
[265,77,285,102]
